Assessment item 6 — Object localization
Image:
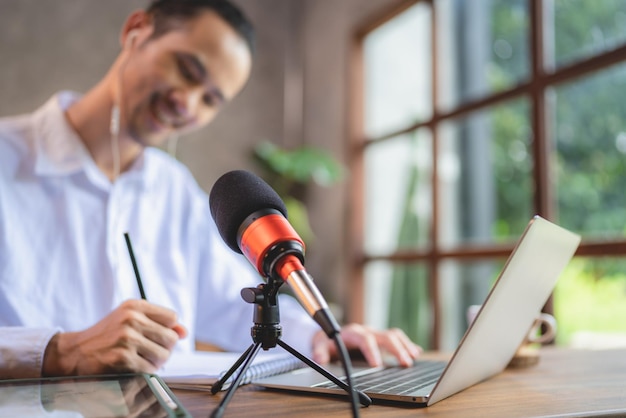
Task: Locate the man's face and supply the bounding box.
[120,10,252,147]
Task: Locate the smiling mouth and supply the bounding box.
[149,94,186,132]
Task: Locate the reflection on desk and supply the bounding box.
[173,347,626,418]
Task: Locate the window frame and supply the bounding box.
[347,0,626,348]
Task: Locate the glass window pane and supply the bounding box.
[438,259,504,350]
[437,98,533,247]
[364,260,431,347]
[364,130,432,254]
[553,257,626,347]
[546,0,626,70]
[363,2,432,138]
[550,63,626,239]
[436,0,530,112]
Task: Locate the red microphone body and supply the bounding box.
[239,211,303,275]
[237,208,339,336]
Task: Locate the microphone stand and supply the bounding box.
[209,278,371,418]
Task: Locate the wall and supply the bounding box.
[298,0,400,318]
[0,0,396,322]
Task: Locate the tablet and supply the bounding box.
[0,373,190,417]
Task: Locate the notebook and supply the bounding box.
[160,350,305,391]
[253,215,581,406]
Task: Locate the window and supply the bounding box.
[349,0,626,350]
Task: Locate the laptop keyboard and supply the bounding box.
[316,360,446,395]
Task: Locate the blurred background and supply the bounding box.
[2,0,626,351]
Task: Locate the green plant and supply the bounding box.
[252,140,345,243]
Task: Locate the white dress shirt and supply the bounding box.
[0,92,318,378]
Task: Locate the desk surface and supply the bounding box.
[173,347,626,418]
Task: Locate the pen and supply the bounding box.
[124,232,147,300]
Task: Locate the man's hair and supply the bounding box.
[146,0,256,55]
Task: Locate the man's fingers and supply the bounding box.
[172,323,188,339]
[141,323,182,350]
[340,324,383,367]
[310,325,422,370]
[375,328,418,367]
[118,300,187,347]
[121,299,180,328]
[311,331,332,364]
[135,337,173,371]
[317,324,422,368]
[392,328,423,357]
[105,327,171,373]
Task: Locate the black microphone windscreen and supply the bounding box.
[209,170,287,253]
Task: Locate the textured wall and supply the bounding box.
[299,0,402,317]
[0,0,397,320]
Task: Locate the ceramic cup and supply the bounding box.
[466,304,557,344]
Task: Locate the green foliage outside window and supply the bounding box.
[490,0,626,343]
[251,140,344,245]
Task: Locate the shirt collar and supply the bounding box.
[32,91,93,177]
[31,91,155,192]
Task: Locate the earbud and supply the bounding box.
[126,30,140,48]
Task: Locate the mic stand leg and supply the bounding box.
[209,282,370,418]
[210,342,264,418]
[276,339,371,407]
[210,342,261,394]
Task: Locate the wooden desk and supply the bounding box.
[173,347,626,417]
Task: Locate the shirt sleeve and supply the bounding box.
[0,327,60,379]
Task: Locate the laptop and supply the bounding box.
[253,215,581,406]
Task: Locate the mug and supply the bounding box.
[466,304,557,344]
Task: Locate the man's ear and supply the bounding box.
[119,10,152,48]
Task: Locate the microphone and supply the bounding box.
[209,169,341,337]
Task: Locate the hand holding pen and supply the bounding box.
[123,230,187,338]
[43,231,188,377]
[119,232,188,363]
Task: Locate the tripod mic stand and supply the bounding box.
[210,279,371,418]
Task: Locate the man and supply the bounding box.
[0,0,421,379]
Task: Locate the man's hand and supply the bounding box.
[42,299,187,376]
[311,323,422,367]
